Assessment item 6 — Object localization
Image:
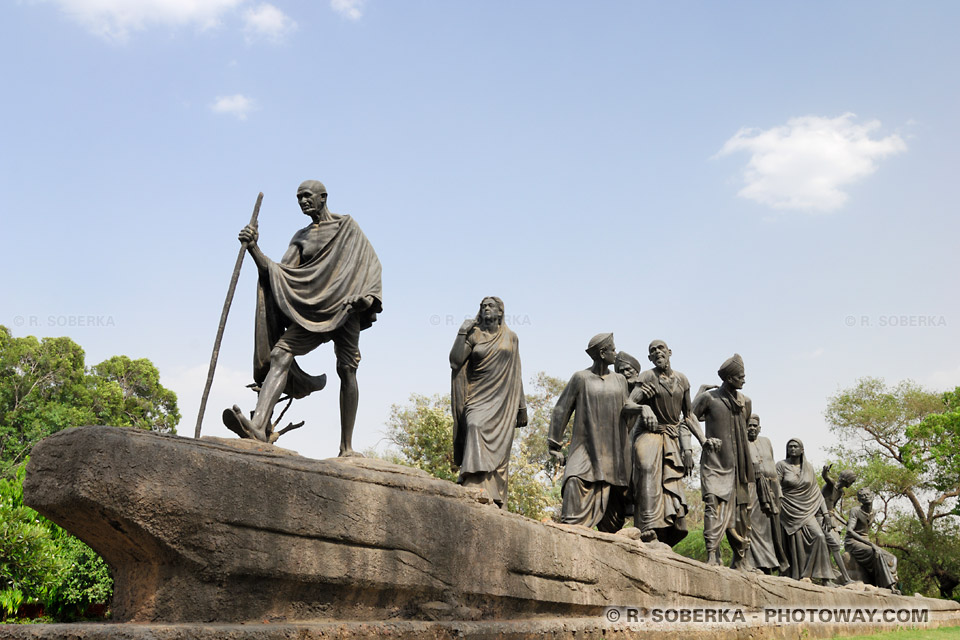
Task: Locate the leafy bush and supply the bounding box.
[0,462,112,621]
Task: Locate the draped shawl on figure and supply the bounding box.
[845,506,898,588]
[550,371,632,487]
[631,369,690,535]
[451,322,524,471]
[254,215,383,398]
[748,435,788,571]
[776,441,836,580]
[694,387,755,503]
[776,445,824,535]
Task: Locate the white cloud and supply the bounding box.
[210,94,256,120]
[42,0,245,42]
[243,3,296,43]
[331,0,364,20]
[717,113,906,212]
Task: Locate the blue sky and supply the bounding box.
[3,1,958,464]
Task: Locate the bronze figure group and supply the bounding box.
[216,180,899,594]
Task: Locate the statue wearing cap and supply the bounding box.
[548,333,648,532]
[690,353,755,568]
[614,351,642,387]
[224,180,382,456]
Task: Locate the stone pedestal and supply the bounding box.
[16,426,960,638]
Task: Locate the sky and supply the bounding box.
[2,1,959,466]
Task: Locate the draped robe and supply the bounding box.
[777,453,836,581]
[451,323,524,503]
[253,215,382,398]
[550,370,632,529]
[747,436,788,571]
[630,369,691,544]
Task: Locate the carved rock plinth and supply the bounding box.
[23,426,960,627]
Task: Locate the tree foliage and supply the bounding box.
[904,387,960,515]
[0,326,179,620]
[384,394,457,483]
[383,373,566,521]
[0,463,62,618]
[89,356,179,434]
[825,378,955,527]
[884,516,960,600]
[825,377,960,599]
[672,526,732,565]
[0,326,180,476]
[0,462,113,621]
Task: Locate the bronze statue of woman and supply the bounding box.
[777,438,839,583]
[450,297,526,507]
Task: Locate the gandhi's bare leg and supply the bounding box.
[249,348,293,439]
[337,361,360,457]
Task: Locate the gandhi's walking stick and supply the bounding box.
[194,192,264,438]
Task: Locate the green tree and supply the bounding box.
[672,526,733,565]
[0,327,92,474]
[90,356,179,433]
[825,377,960,599]
[0,326,180,476]
[383,373,565,521]
[884,516,960,600]
[384,394,457,482]
[0,326,179,619]
[0,463,63,619]
[0,462,113,621]
[520,372,568,488]
[904,387,960,517]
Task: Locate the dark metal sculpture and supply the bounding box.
[745,414,789,573]
[195,192,263,439]
[548,333,645,532]
[690,354,754,568]
[845,488,901,593]
[777,438,841,583]
[450,297,526,507]
[629,340,704,546]
[820,463,856,584]
[222,180,382,455]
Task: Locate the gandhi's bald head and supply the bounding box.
[297,180,328,218]
[298,180,327,195]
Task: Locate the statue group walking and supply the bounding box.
[444,311,900,592]
[210,180,899,594]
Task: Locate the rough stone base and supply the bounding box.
[19,426,960,637]
[2,618,960,640]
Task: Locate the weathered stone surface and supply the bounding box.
[23,426,960,628]
[3,619,960,640]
